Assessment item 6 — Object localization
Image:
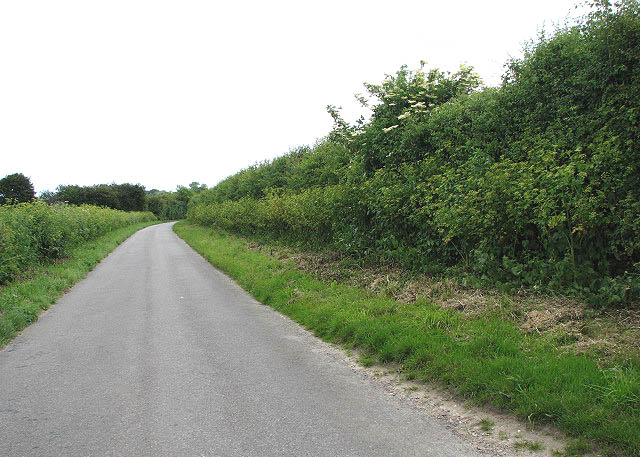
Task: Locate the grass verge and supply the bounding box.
[0,221,161,348]
[175,222,640,457]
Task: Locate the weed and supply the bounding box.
[476,418,495,432]
[514,440,543,452]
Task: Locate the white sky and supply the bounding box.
[0,0,585,194]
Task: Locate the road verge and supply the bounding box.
[174,221,639,457]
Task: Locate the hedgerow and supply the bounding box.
[0,201,156,284]
[189,1,640,308]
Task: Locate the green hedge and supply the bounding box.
[188,2,640,308]
[0,201,156,284]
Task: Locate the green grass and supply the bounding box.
[174,222,640,457]
[553,439,594,456]
[0,221,160,347]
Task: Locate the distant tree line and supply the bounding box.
[1,173,206,221]
[42,183,147,212]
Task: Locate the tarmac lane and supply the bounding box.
[0,222,483,457]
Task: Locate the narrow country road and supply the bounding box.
[0,222,482,457]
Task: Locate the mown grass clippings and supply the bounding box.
[175,222,639,457]
[0,221,160,348]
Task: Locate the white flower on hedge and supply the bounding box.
[383,125,399,132]
[398,112,411,120]
[411,101,426,108]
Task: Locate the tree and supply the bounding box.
[0,173,35,204]
[38,190,58,204]
[188,182,208,193]
[114,183,146,211]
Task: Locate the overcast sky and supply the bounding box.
[0,0,585,194]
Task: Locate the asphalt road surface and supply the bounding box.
[0,222,483,457]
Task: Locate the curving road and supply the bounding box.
[0,222,482,457]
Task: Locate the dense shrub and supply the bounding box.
[0,201,156,285]
[189,1,640,308]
